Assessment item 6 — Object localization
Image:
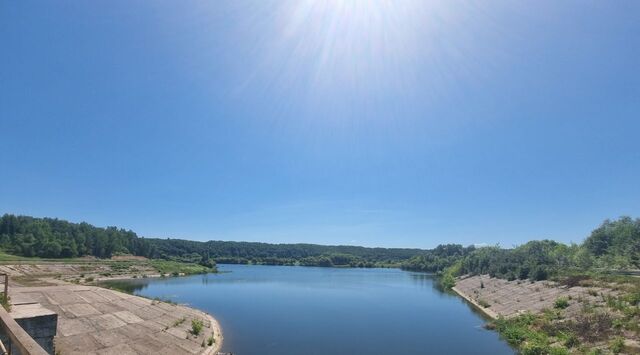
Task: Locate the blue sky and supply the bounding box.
[1,1,639,248]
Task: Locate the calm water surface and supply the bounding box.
[106,265,513,355]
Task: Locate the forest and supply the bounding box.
[402,217,640,282]
[1,214,638,277]
[0,214,421,267]
[0,214,153,259]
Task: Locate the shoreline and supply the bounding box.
[451,286,499,320]
[4,263,225,355]
[202,312,224,355]
[94,273,225,354]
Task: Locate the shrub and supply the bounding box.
[0,294,11,312]
[191,319,204,336]
[477,299,491,308]
[609,336,625,354]
[560,275,590,288]
[567,312,613,342]
[207,334,215,346]
[85,276,94,282]
[554,297,569,309]
[521,340,549,355]
[563,333,579,348]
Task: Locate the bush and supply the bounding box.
[554,297,569,309]
[559,274,590,288]
[609,336,625,354]
[191,319,204,336]
[440,261,462,289]
[567,312,613,342]
[207,334,215,346]
[0,294,11,312]
[521,341,549,355]
[563,333,579,348]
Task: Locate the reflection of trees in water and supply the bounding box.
[406,273,496,323]
[100,280,149,294]
[407,272,451,294]
[408,272,435,288]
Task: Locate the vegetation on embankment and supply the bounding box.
[0,253,215,287]
[487,275,639,354]
[403,217,640,282]
[432,217,640,354]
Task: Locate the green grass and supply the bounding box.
[149,260,214,275]
[0,250,94,264]
[554,297,570,309]
[191,319,204,336]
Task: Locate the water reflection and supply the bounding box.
[102,265,513,355]
[100,279,149,294]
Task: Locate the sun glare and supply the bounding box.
[264,0,459,98]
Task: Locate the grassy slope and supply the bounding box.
[0,251,214,276]
[485,273,640,355]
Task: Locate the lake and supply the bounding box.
[105,264,513,355]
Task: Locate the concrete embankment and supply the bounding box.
[452,275,615,319]
[9,284,223,355]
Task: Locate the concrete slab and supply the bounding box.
[95,343,138,355]
[90,330,129,348]
[138,319,165,332]
[166,326,188,339]
[76,290,111,304]
[10,303,56,320]
[88,314,127,330]
[11,284,222,355]
[115,323,149,340]
[46,291,87,305]
[92,301,125,314]
[55,332,102,353]
[58,318,97,337]
[130,306,164,320]
[113,310,144,324]
[62,303,101,317]
[127,334,167,354]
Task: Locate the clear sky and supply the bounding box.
[1,1,639,248]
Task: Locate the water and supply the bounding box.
[105,265,513,355]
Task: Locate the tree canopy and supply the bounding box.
[1,214,637,278]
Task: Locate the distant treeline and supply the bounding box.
[1,214,638,278]
[0,214,422,267]
[402,217,640,283]
[143,238,422,267]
